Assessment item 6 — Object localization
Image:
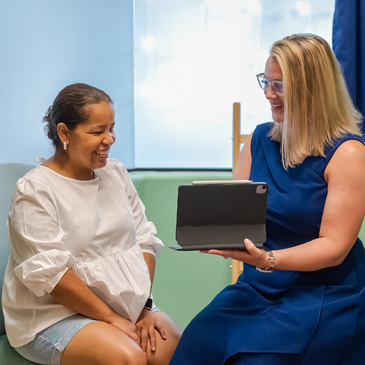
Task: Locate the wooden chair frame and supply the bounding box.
[232,102,249,284]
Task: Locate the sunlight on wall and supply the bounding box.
[134,0,335,168]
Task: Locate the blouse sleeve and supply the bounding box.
[8,175,75,297]
[110,160,164,257]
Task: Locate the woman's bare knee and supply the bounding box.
[122,346,147,365]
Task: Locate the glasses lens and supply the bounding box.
[272,81,284,96]
[257,74,284,96]
[258,75,270,93]
[257,74,266,90]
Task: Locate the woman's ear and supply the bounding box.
[57,123,70,144]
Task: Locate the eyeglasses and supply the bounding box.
[256,73,284,96]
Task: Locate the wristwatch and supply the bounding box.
[144,296,153,310]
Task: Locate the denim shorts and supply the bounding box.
[14,314,98,365]
[14,307,160,365]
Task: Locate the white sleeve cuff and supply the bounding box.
[13,249,75,297]
[136,222,164,257]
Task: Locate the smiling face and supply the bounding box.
[65,102,116,179]
[264,56,284,123]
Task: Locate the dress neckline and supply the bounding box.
[39,165,99,184]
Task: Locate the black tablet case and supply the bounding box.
[173,182,268,251]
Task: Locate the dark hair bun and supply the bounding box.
[43,83,113,148]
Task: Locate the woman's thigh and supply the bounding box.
[14,314,97,365]
[61,321,146,365]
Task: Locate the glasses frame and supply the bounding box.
[256,73,284,96]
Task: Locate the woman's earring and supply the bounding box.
[63,141,67,151]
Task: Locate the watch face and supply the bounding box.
[145,297,153,309]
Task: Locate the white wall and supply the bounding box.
[0,0,135,168]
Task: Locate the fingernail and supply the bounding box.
[152,347,156,351]
[244,239,251,246]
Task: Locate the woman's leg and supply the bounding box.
[61,321,147,365]
[145,311,182,365]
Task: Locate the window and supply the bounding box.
[134,0,335,168]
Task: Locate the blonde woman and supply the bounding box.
[169,34,365,364]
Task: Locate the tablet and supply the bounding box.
[170,182,268,251]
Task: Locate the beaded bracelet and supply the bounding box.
[256,250,275,273]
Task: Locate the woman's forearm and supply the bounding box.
[50,269,120,323]
[273,236,353,272]
[207,234,358,273]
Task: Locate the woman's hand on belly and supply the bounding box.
[136,308,167,353]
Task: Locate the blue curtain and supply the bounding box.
[333,0,365,135]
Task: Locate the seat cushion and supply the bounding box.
[0,335,37,364]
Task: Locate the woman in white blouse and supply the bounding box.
[2,83,182,365]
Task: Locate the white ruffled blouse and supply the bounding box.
[2,159,163,347]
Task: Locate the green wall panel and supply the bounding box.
[359,223,365,244]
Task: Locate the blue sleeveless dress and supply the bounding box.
[169,122,365,365]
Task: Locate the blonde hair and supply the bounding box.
[269,34,362,169]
